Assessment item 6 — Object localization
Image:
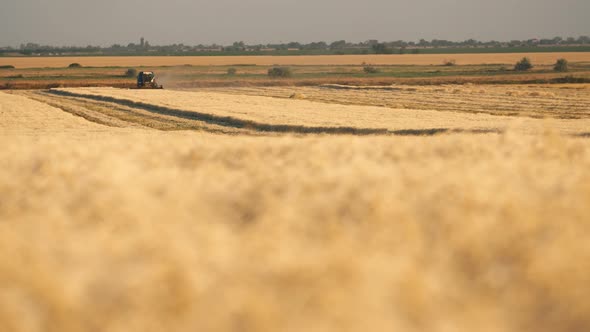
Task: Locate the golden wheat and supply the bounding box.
[54,87,590,135]
[1,90,590,332]
[206,84,590,119]
[2,53,590,68]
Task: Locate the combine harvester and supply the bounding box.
[136,71,163,89]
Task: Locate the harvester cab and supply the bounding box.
[136,71,163,89]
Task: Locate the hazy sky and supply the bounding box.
[1,0,589,46]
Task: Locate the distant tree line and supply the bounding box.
[1,36,589,56]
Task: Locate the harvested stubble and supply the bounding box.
[54,88,590,135]
[1,90,590,332]
[0,91,126,135]
[210,84,590,120]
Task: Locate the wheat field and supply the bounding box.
[50,86,590,135]
[211,84,590,119]
[1,88,590,332]
[2,52,590,68]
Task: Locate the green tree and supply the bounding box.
[268,67,292,78]
[514,57,533,71]
[329,40,347,49]
[125,68,137,77]
[553,58,568,72]
[372,43,393,54]
[362,62,379,74]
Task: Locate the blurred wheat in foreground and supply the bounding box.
[1,89,590,332]
[1,131,589,332]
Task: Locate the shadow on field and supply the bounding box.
[48,89,502,136]
[390,128,503,136]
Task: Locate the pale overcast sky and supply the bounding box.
[1,0,589,46]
